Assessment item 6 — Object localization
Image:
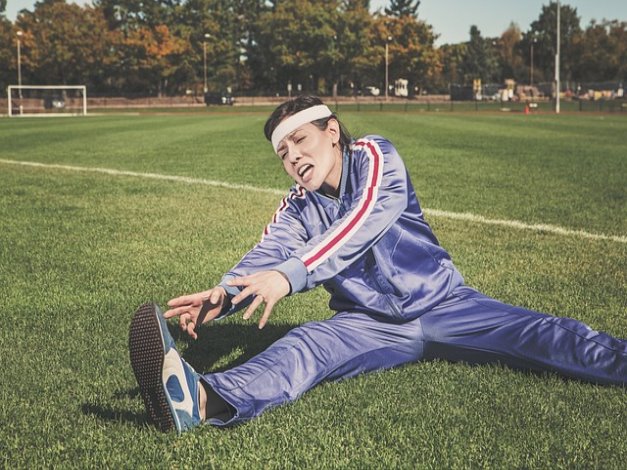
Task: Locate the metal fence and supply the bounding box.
[324,99,627,114]
[2,95,626,115]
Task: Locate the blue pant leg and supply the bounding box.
[419,286,627,385]
[201,311,424,426]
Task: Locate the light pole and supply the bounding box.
[530,36,537,87]
[332,34,338,99]
[16,30,23,114]
[385,35,392,101]
[555,0,561,114]
[203,33,210,93]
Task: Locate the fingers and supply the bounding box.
[209,287,224,304]
[229,272,289,329]
[167,293,201,308]
[163,305,194,319]
[242,295,264,320]
[258,301,275,330]
[227,275,255,287]
[229,276,256,305]
[232,285,255,306]
[240,296,275,330]
[168,288,219,309]
[179,312,192,331]
[186,321,197,340]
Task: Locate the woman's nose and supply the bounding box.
[286,148,301,164]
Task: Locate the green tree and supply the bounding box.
[253,0,340,94]
[573,20,627,82]
[384,0,419,18]
[458,25,499,84]
[95,0,180,29]
[177,0,264,95]
[335,0,375,95]
[437,42,466,90]
[523,3,582,83]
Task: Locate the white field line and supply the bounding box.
[2,158,626,244]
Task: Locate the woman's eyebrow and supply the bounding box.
[289,129,305,140]
[277,127,306,153]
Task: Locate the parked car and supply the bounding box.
[204,92,235,106]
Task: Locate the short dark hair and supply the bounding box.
[264,95,352,150]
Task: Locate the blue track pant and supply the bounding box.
[201,286,626,426]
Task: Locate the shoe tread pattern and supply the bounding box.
[129,303,176,432]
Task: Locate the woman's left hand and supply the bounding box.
[228,270,291,329]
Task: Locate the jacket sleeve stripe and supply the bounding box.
[262,185,306,240]
[302,138,383,271]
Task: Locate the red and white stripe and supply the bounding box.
[302,138,384,272]
[262,184,307,240]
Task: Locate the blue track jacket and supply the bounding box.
[220,136,464,322]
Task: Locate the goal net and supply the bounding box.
[7,85,87,117]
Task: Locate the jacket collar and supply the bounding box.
[314,146,350,203]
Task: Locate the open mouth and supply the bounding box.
[298,164,313,179]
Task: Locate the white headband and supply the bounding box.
[271,104,333,152]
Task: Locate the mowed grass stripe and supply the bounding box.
[1,113,625,234]
[2,157,625,244]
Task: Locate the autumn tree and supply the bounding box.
[15,1,115,89]
[498,22,525,83]
[342,0,369,9]
[0,19,16,93]
[372,13,440,95]
[95,0,195,95]
[112,23,188,95]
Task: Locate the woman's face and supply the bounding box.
[275,118,342,195]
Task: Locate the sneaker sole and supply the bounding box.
[129,303,177,432]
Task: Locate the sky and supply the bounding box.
[5,0,627,45]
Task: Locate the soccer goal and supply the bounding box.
[7,85,87,117]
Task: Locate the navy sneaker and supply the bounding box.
[129,303,203,433]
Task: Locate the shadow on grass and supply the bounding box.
[176,321,297,373]
[81,402,149,427]
[82,321,298,427]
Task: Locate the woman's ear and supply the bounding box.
[326,118,341,145]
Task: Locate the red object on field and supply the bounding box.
[524,105,530,115]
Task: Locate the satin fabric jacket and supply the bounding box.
[220,135,464,322]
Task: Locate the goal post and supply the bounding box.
[7,85,87,117]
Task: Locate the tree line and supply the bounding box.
[1,0,625,97]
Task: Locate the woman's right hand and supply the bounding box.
[164,286,228,340]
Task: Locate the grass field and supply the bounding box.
[0,110,625,468]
